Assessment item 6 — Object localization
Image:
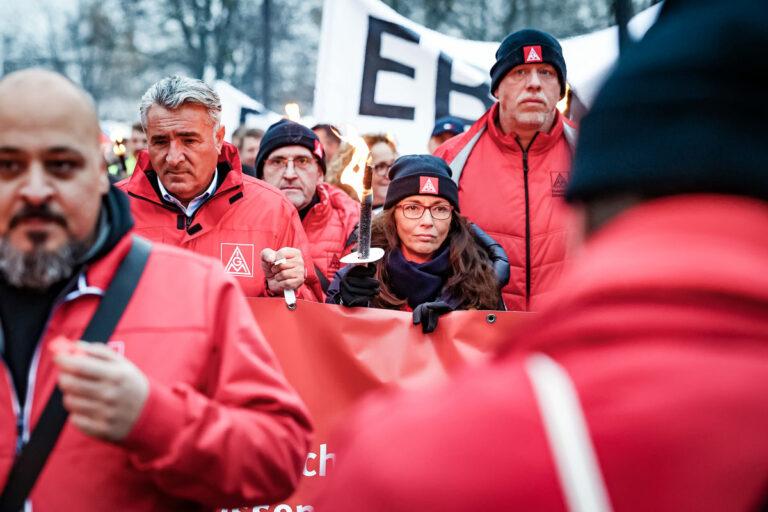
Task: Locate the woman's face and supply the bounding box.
[394,195,453,263]
[370,141,396,206]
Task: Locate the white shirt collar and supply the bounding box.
[156,169,218,218]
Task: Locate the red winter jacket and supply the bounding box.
[434,103,576,311]
[303,183,360,282]
[0,235,313,510]
[117,143,323,300]
[317,195,768,512]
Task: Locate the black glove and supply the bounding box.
[412,301,454,333]
[340,264,379,307]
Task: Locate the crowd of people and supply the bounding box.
[0,0,766,509]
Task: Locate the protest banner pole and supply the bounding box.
[615,0,633,53]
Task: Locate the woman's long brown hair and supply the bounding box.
[369,208,501,310]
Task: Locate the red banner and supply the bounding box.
[226,299,529,511]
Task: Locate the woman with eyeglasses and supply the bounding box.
[326,155,509,332]
[363,133,398,214]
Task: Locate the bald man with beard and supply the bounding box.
[0,69,311,511]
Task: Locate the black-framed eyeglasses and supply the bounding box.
[264,155,316,172]
[397,203,453,220]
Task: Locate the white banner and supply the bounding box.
[214,80,282,141]
[313,0,660,155]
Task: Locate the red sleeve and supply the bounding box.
[280,205,325,302]
[121,266,313,507]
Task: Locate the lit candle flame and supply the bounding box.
[113,138,127,157]
[284,102,301,121]
[337,126,371,201]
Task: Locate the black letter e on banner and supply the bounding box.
[359,16,420,120]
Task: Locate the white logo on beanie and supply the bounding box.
[524,45,543,63]
[419,177,438,194]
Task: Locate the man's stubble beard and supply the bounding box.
[512,110,555,133]
[0,236,89,291]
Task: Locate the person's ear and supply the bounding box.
[97,158,110,194]
[214,125,225,153]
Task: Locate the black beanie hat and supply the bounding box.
[254,119,326,179]
[384,155,460,212]
[567,0,768,205]
[490,28,567,97]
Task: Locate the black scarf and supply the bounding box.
[387,243,452,309]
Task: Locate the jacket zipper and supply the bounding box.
[0,271,89,511]
[1,363,23,451]
[523,151,531,311]
[3,302,63,452]
[519,133,538,312]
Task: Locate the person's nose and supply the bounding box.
[19,162,54,206]
[166,139,185,166]
[282,160,298,180]
[419,208,436,227]
[526,69,543,89]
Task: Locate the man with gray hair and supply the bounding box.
[118,75,322,299]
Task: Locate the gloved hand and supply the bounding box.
[340,264,379,307]
[412,301,454,333]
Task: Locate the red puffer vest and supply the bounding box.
[434,103,576,311]
[303,183,360,282]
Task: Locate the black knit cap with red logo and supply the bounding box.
[254,119,326,179]
[383,155,460,212]
[567,0,768,205]
[490,28,567,98]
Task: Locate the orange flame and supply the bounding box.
[113,138,127,157]
[337,127,371,201]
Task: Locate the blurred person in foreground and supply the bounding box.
[326,155,509,333]
[316,0,768,510]
[117,76,321,299]
[256,120,360,288]
[434,28,577,312]
[0,69,311,510]
[427,115,465,153]
[363,133,398,215]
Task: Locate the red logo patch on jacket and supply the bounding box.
[419,176,439,195]
[221,243,254,277]
[329,253,341,273]
[524,45,543,63]
[550,172,569,197]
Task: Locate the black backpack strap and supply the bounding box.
[0,236,152,512]
[314,264,331,295]
[344,222,359,250]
